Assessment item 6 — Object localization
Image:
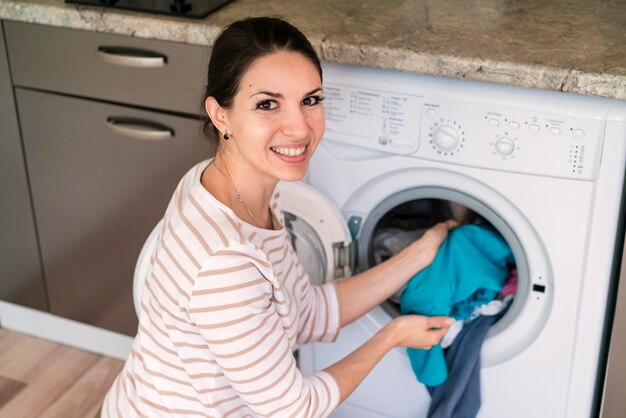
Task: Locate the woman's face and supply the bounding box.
[218,51,325,183]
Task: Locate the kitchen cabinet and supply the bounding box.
[3,21,214,335]
[0,22,47,311]
[602,234,626,417]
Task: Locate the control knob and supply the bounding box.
[433,125,460,151]
[495,137,515,156]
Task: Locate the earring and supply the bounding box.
[222,133,231,140]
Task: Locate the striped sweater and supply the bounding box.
[103,160,341,417]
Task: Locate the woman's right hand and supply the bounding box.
[325,314,454,404]
[386,315,454,349]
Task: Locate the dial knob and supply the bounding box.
[433,125,460,151]
[495,137,515,156]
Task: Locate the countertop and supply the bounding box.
[1,0,625,99]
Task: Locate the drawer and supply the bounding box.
[4,21,210,115]
[16,87,214,335]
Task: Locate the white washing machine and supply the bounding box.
[277,62,626,418]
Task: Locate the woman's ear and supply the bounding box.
[204,97,228,134]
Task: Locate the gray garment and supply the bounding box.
[427,312,504,418]
[372,228,427,303]
[372,228,428,264]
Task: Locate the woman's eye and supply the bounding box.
[256,100,277,110]
[302,95,324,106]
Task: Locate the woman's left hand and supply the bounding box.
[412,219,460,266]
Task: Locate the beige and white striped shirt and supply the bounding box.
[103,160,341,417]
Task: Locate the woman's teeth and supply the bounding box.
[271,146,306,156]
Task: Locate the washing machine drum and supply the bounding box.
[351,185,553,366]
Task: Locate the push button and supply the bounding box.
[528,124,540,133]
[549,127,561,136]
[426,108,438,120]
[488,118,500,127]
[572,129,585,141]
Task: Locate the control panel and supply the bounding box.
[419,98,604,180]
[324,83,422,154]
[323,81,605,181]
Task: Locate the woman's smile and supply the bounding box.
[270,144,308,162]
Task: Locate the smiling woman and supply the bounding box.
[203,50,326,212]
[99,16,456,418]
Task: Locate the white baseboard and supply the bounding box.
[0,300,133,360]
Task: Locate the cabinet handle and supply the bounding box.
[96,46,167,68]
[106,117,174,141]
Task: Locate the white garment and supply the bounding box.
[441,296,512,348]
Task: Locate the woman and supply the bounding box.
[101,17,456,418]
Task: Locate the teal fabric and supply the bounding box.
[400,224,514,386]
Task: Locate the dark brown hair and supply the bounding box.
[202,17,322,142]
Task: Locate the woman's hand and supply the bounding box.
[325,314,453,404]
[413,219,460,267]
[334,219,459,328]
[386,315,454,349]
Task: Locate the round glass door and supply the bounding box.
[276,181,353,285]
[342,168,553,366]
[283,211,327,286]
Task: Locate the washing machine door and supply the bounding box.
[276,181,354,285]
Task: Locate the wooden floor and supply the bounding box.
[0,328,124,418]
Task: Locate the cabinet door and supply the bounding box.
[0,23,46,310]
[5,21,209,115]
[602,235,626,417]
[16,88,214,335]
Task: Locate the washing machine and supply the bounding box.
[276,62,626,418]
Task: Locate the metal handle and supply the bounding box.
[332,241,355,279]
[106,117,174,141]
[96,46,167,68]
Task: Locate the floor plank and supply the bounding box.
[0,329,124,418]
[0,329,59,384]
[0,376,26,409]
[39,357,123,418]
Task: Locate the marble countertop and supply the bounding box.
[1,0,625,99]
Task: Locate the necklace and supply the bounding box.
[211,160,273,230]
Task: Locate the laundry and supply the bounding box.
[440,319,464,350]
[373,228,427,302]
[441,297,511,349]
[499,268,518,297]
[373,228,427,265]
[427,312,506,418]
[400,224,514,386]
